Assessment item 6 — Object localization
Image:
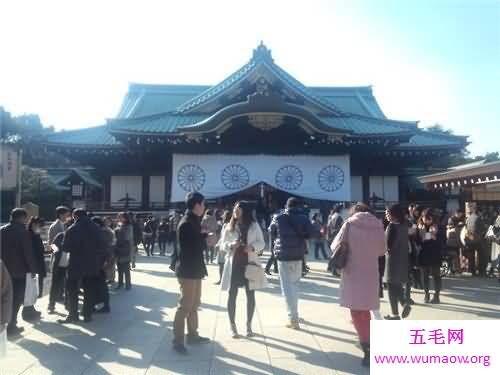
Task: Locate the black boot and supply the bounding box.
[424,291,431,303]
[22,305,42,322]
[360,342,370,367]
[246,322,255,337]
[430,293,440,304]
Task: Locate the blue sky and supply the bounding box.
[0,0,498,156]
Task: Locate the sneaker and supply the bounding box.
[95,307,111,314]
[172,342,188,355]
[186,334,210,345]
[286,320,300,330]
[58,316,80,324]
[214,281,221,285]
[401,303,412,319]
[47,307,55,315]
[384,315,401,320]
[361,342,370,368]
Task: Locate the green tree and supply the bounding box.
[20,166,67,218]
[424,123,454,135]
[0,107,74,168]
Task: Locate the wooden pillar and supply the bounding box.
[362,175,370,203]
[104,174,111,209]
[164,174,170,207]
[142,175,150,210]
[165,153,173,205]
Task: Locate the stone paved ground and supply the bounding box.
[1,250,499,375]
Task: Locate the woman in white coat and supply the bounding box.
[220,201,265,338]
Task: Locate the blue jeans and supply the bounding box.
[278,260,302,321]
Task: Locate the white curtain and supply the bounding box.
[171,154,351,202]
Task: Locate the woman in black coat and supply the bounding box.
[22,217,46,321]
[384,204,411,320]
[417,209,442,304]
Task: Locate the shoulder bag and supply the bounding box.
[329,222,350,270]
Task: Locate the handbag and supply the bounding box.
[58,251,70,268]
[329,222,350,270]
[245,261,269,290]
[23,273,39,306]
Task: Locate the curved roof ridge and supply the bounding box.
[176,60,258,112]
[175,43,344,115]
[263,61,342,114]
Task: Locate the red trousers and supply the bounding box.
[350,310,370,343]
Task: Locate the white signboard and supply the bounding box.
[0,146,18,190]
[171,154,351,202]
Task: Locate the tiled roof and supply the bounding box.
[47,168,102,188]
[45,44,466,152]
[419,160,500,183]
[320,115,416,136]
[310,87,386,118]
[109,113,207,133]
[175,60,258,113]
[116,83,386,119]
[46,126,121,147]
[395,130,467,149]
[107,110,416,136]
[117,84,210,118]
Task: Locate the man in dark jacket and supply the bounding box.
[172,192,209,354]
[0,208,37,337]
[465,207,486,276]
[58,209,106,324]
[269,198,316,330]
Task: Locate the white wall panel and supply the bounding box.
[111,176,142,205]
[369,176,384,198]
[383,176,399,202]
[351,176,363,202]
[369,175,399,201]
[150,176,166,203]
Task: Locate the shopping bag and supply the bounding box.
[24,273,39,306]
[0,328,7,358]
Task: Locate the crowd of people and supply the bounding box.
[1,194,499,369]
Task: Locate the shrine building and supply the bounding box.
[45,43,467,212]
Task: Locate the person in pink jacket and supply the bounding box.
[331,202,386,368]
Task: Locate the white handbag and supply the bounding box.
[245,262,269,290]
[58,251,70,268]
[24,273,39,306]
